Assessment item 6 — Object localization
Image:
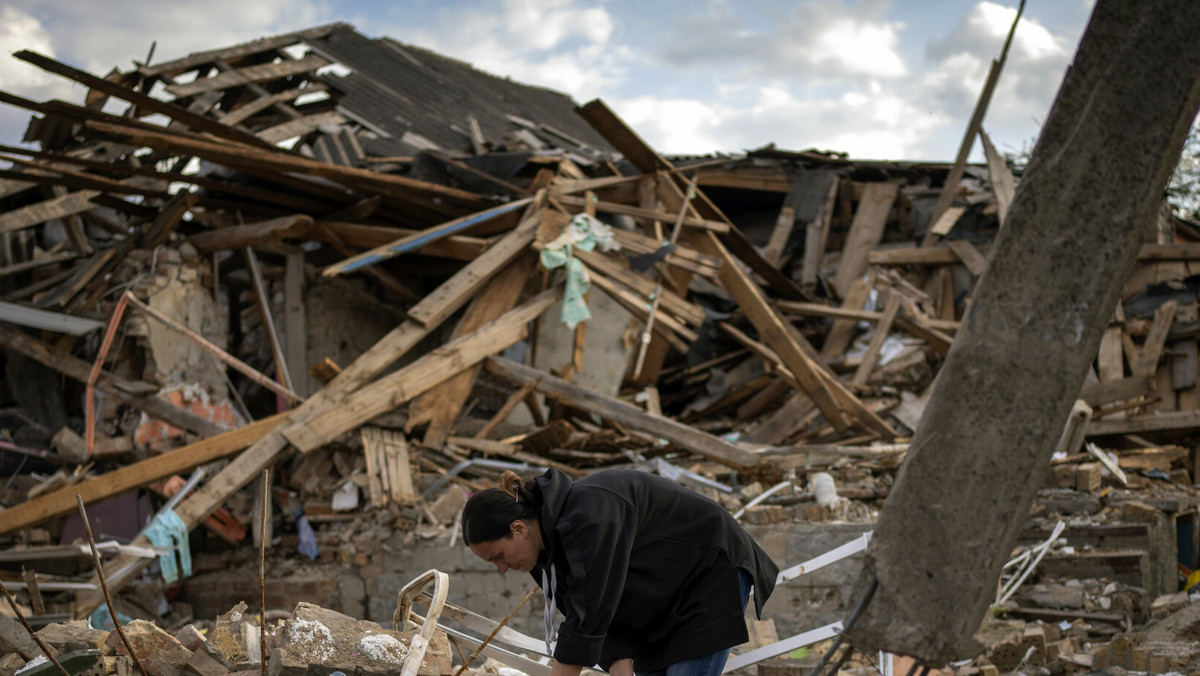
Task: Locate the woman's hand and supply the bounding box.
[551,661,583,676]
[607,658,634,676]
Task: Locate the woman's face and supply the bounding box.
[469,520,542,573]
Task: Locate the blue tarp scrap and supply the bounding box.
[539,213,619,329]
[142,508,192,583]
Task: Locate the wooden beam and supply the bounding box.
[189,214,314,253]
[853,291,903,388]
[0,414,283,535]
[762,205,795,268]
[322,197,533,276]
[139,23,347,77]
[283,290,559,453]
[256,110,344,144]
[85,120,489,214]
[484,356,771,471]
[406,204,541,328]
[1087,410,1200,436]
[800,177,839,288]
[553,194,729,233]
[692,230,850,430]
[981,129,1017,227]
[833,182,899,298]
[13,50,269,148]
[0,190,99,235]
[923,1,1023,244]
[165,53,329,98]
[946,238,988,277]
[406,252,533,448]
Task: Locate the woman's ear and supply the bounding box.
[510,520,526,538]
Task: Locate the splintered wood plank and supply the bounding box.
[1131,300,1177,377]
[870,247,960,266]
[946,238,988,277]
[85,120,488,214]
[1173,339,1197,391]
[323,196,533,276]
[189,214,314,253]
[485,356,768,470]
[746,392,818,445]
[361,426,415,506]
[692,230,849,430]
[32,246,118,309]
[800,176,839,288]
[283,290,559,453]
[284,250,308,398]
[220,84,327,126]
[140,23,345,77]
[762,205,795,268]
[49,186,92,255]
[0,413,283,536]
[834,182,899,298]
[576,99,672,173]
[1087,410,1200,436]
[821,272,874,360]
[165,53,329,98]
[256,110,345,144]
[553,194,728,233]
[981,129,1016,227]
[14,50,269,148]
[1097,325,1125,382]
[407,206,541,328]
[853,291,902,388]
[407,252,532,449]
[1079,376,1155,408]
[0,189,99,234]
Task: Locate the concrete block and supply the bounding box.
[185,649,228,676]
[38,621,110,653]
[107,620,194,676]
[268,602,450,676]
[173,625,206,652]
[0,614,35,656]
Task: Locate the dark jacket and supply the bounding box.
[529,468,778,672]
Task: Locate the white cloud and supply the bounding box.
[657,1,908,82]
[611,96,725,155]
[0,7,75,99]
[811,18,907,78]
[612,81,950,161]
[2,0,332,80]
[386,0,622,100]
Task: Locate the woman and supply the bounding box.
[462,468,778,676]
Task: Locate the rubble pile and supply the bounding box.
[2,21,1200,676]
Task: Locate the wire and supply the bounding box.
[806,575,879,676]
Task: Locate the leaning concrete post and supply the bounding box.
[845,0,1200,663]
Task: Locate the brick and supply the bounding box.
[1075,463,1102,492]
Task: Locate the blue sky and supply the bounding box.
[0,0,1096,162]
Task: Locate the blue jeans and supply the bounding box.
[634,570,753,676]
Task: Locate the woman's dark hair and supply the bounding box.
[461,471,541,546]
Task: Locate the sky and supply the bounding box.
[0,0,1097,164]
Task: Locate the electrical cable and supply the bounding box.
[806,575,879,676]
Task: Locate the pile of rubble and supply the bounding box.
[3,21,1200,676]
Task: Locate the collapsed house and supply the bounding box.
[3,19,1200,676]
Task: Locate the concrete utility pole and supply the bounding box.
[845,0,1200,664]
